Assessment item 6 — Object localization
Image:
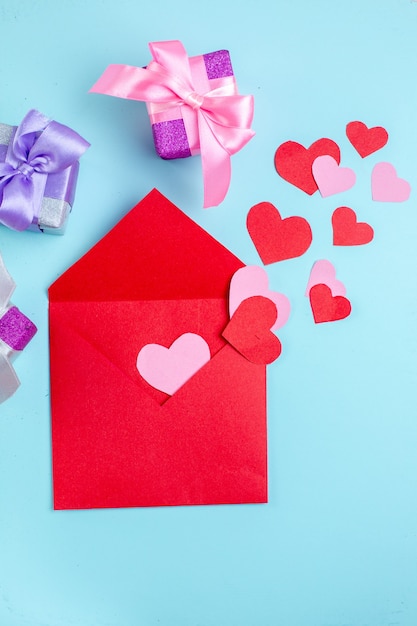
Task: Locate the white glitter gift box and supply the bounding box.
[0,253,37,404]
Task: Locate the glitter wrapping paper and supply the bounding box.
[0,303,37,404]
[0,120,83,234]
[0,305,37,355]
[0,253,37,404]
[146,49,237,159]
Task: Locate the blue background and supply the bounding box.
[1,0,417,624]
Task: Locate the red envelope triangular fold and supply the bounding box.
[53,299,228,405]
[49,189,268,509]
[50,188,243,302]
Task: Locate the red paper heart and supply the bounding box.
[346,121,388,158]
[274,138,341,195]
[332,206,374,246]
[222,296,282,364]
[309,283,351,323]
[247,202,312,265]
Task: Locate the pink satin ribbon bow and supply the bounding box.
[89,40,255,207]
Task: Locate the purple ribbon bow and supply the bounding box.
[0,109,90,231]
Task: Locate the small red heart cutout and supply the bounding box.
[309,284,351,323]
[332,206,374,246]
[247,202,312,265]
[346,121,388,158]
[274,138,341,195]
[222,296,282,364]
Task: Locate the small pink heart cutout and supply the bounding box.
[136,333,211,396]
[312,155,356,197]
[305,260,346,297]
[229,265,290,330]
[371,162,411,202]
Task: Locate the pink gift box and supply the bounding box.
[146,49,237,159]
[90,40,255,207]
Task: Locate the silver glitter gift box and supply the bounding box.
[0,120,84,234]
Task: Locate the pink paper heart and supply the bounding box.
[229,265,290,330]
[371,162,411,202]
[136,333,211,396]
[305,260,346,297]
[312,155,356,197]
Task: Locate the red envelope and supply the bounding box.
[49,189,268,509]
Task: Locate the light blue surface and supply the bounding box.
[1,0,417,624]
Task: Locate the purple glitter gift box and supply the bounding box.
[147,49,236,160]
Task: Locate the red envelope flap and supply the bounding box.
[50,314,267,509]
[50,297,229,404]
[49,189,244,302]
